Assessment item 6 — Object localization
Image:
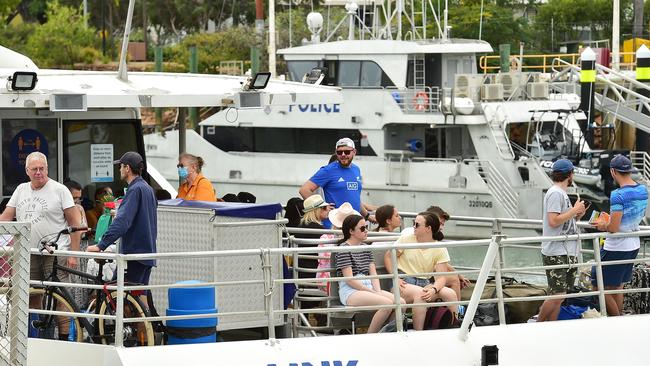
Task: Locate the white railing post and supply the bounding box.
[458,235,501,341]
[261,248,276,339]
[592,238,608,316]
[9,224,29,366]
[389,247,404,332]
[288,235,299,337]
[115,254,126,347]
[492,236,507,325]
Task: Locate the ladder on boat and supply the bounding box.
[412,54,426,88]
[483,104,516,160]
[550,59,650,134]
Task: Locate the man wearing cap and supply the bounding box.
[538,159,586,322]
[299,138,369,225]
[87,151,157,286]
[591,154,648,316]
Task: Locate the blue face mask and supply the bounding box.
[178,167,189,179]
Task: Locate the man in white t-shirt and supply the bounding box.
[0,152,81,281]
[538,159,586,322]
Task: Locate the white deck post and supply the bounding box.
[389,248,404,331]
[458,235,500,341]
[115,255,126,347]
[591,237,608,316]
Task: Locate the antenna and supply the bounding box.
[117,0,135,81]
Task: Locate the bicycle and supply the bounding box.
[29,227,156,346]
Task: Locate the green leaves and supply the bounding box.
[24,1,97,68]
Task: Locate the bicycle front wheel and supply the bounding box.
[29,288,84,342]
[97,292,154,346]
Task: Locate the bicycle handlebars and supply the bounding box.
[39,226,88,254]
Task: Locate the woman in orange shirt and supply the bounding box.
[176,153,216,201]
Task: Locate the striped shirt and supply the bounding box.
[335,243,373,277]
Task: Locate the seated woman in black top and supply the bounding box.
[335,214,405,333]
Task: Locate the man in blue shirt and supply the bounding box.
[299,138,369,222]
[87,151,157,285]
[592,154,648,316]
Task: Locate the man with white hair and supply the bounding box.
[0,151,81,280]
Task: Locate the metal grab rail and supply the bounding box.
[550,58,650,133]
[479,52,637,74]
[630,151,650,184]
[28,224,650,345]
[464,159,518,218]
[389,86,440,113]
[482,104,515,160]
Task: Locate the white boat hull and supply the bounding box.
[28,314,650,365]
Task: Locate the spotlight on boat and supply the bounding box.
[249,72,271,90]
[481,345,499,366]
[7,71,37,91]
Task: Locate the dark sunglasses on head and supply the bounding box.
[336,150,353,156]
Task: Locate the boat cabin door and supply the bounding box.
[1,110,146,211]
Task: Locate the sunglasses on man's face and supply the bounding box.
[336,150,353,156]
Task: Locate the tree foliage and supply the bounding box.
[533,0,633,52]
[24,1,98,68]
[445,0,529,50]
[166,26,257,73]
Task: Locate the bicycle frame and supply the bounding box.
[34,234,155,344]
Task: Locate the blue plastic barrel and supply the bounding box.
[166,280,218,344]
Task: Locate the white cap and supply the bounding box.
[335,137,355,149]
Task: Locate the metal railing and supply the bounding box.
[630,151,650,184]
[550,58,650,134]
[465,159,519,218]
[23,215,650,348]
[479,52,637,74]
[482,104,516,160]
[0,223,30,366]
[389,86,440,113]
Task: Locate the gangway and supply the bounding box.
[549,58,650,133]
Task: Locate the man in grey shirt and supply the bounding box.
[538,159,586,322]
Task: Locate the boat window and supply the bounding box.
[338,61,362,87]
[2,118,58,195]
[203,126,376,156]
[62,119,143,199]
[445,59,458,88]
[360,61,382,86]
[287,61,319,82]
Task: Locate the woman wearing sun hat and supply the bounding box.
[299,194,332,231]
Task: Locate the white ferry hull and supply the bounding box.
[28,314,650,365]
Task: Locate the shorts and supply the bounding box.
[591,249,639,287]
[111,260,153,286]
[30,255,54,281]
[542,255,577,294]
[402,276,430,288]
[338,278,372,306]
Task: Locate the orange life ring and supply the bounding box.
[412,91,429,111]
